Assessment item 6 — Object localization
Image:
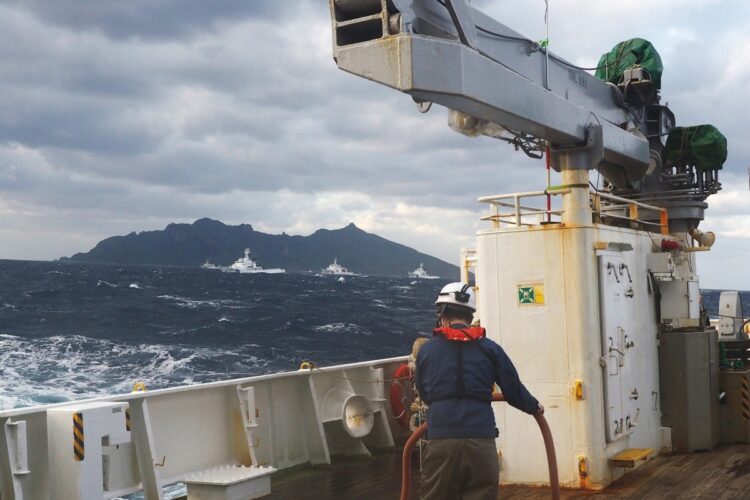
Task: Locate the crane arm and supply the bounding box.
[328,0,650,182]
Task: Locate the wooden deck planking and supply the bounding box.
[269,443,750,499]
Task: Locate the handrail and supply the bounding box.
[400,393,560,500]
[478,190,567,228]
[478,188,669,233]
[591,191,669,234]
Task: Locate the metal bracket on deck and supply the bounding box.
[128,399,165,500]
[1,419,30,500]
[237,386,260,466]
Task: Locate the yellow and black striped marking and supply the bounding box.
[741,377,750,421]
[73,412,85,461]
[126,408,131,431]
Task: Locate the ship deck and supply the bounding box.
[268,443,750,499]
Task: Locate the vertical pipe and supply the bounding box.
[544,1,550,90]
[546,144,552,223]
[561,169,591,226]
[460,248,469,285]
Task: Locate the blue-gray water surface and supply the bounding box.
[0,259,440,409]
[0,259,746,410]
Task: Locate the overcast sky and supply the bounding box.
[0,0,747,288]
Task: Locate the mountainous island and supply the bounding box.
[65,218,460,278]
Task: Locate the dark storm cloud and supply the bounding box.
[0,0,540,206]
[8,0,287,41]
[0,88,161,155]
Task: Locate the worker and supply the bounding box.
[415,282,543,500]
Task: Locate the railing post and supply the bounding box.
[591,193,602,225]
[514,195,521,227]
[660,209,669,235]
[629,203,639,229]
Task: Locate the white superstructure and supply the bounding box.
[474,188,673,487]
[225,248,284,274]
[408,263,439,279]
[200,260,220,270]
[320,258,357,276]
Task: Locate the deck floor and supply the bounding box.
[269,443,750,499]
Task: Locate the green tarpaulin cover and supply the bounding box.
[595,38,663,90]
[663,125,728,171]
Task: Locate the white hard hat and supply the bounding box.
[435,282,476,311]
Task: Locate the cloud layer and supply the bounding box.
[0,0,747,288]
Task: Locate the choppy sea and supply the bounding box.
[0,259,746,411]
[0,259,439,410]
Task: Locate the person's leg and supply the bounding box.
[457,438,499,500]
[420,439,461,500]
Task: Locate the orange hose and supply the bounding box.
[533,411,560,500]
[400,393,560,500]
[400,422,426,500]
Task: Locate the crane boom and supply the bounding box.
[329,0,649,181]
[329,0,726,228]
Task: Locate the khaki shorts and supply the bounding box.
[420,438,499,500]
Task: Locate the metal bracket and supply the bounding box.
[128,399,165,500]
[550,124,605,172]
[1,419,30,500]
[442,0,478,49]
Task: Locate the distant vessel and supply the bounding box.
[408,263,439,279]
[225,248,284,274]
[201,259,220,270]
[321,258,358,276]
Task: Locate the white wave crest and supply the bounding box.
[0,334,267,410]
[156,295,248,309]
[312,322,371,336]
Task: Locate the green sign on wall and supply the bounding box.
[517,283,545,305]
[518,286,535,304]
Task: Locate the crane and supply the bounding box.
[328,0,723,229]
[328,0,728,490]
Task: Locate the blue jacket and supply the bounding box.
[415,325,539,439]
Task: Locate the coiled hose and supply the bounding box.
[400,393,560,500]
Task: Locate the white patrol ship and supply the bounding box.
[408,263,439,279]
[224,248,284,274]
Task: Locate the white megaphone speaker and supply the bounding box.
[320,388,374,438]
[688,227,716,248]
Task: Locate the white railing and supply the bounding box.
[478,188,670,234]
[591,191,669,234]
[477,189,567,228]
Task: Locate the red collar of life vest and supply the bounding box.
[433,326,486,342]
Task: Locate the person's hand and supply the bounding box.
[536,403,544,415]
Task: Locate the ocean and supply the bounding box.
[0,259,438,410]
[0,259,746,411]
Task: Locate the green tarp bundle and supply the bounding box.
[663,125,728,171]
[595,38,663,90]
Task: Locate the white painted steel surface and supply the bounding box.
[476,217,668,488]
[183,465,275,500]
[718,291,746,340]
[0,357,408,500]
